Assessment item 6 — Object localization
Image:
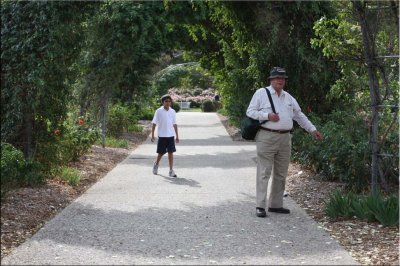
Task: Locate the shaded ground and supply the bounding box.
[1,116,398,265]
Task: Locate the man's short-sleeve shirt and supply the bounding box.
[152,107,177,137]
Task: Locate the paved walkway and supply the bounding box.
[2,113,357,265]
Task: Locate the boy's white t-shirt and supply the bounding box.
[152,106,177,137]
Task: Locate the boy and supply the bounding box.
[151,95,180,177]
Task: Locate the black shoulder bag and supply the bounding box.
[240,88,276,140]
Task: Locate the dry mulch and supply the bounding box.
[1,116,399,265]
[218,113,399,265]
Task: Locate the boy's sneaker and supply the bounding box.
[169,169,177,177]
[152,163,158,175]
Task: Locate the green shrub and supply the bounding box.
[172,102,181,113]
[136,105,159,120]
[190,101,201,108]
[1,143,25,197]
[293,109,398,191]
[202,100,215,112]
[217,108,229,116]
[1,143,44,198]
[108,103,137,138]
[365,193,399,227]
[292,111,371,190]
[22,160,44,186]
[59,166,81,186]
[61,115,100,162]
[139,111,154,120]
[128,124,144,133]
[213,101,222,111]
[349,195,374,221]
[325,190,399,226]
[34,139,63,173]
[325,190,353,219]
[193,88,203,96]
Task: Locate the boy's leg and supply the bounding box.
[168,153,177,177]
[168,152,173,170]
[155,153,164,165]
[166,137,176,169]
[166,137,177,177]
[153,153,163,175]
[153,137,167,175]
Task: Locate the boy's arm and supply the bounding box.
[173,124,179,143]
[151,110,158,142]
[151,124,156,142]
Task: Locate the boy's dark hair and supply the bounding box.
[161,94,172,103]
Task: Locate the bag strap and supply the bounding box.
[265,87,276,113]
[260,87,276,125]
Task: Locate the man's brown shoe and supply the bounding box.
[268,207,290,214]
[256,207,267,217]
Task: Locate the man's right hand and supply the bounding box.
[312,130,323,140]
[151,136,155,142]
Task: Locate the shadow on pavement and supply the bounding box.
[159,175,201,188]
[123,149,257,170]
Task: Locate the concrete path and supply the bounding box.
[2,113,357,265]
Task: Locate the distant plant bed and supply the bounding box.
[181,108,201,112]
[168,88,219,110]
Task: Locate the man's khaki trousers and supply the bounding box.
[255,130,291,209]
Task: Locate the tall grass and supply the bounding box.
[96,137,129,148]
[59,166,81,186]
[325,190,399,227]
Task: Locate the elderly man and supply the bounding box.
[246,67,323,218]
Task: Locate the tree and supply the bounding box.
[165,1,339,123]
[1,2,90,159]
[311,1,399,192]
[76,2,169,145]
[352,1,399,193]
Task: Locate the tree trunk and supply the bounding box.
[99,92,109,149]
[23,112,34,160]
[353,1,380,194]
[390,0,399,27]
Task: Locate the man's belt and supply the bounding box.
[259,127,292,134]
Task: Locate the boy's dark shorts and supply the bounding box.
[157,137,176,154]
